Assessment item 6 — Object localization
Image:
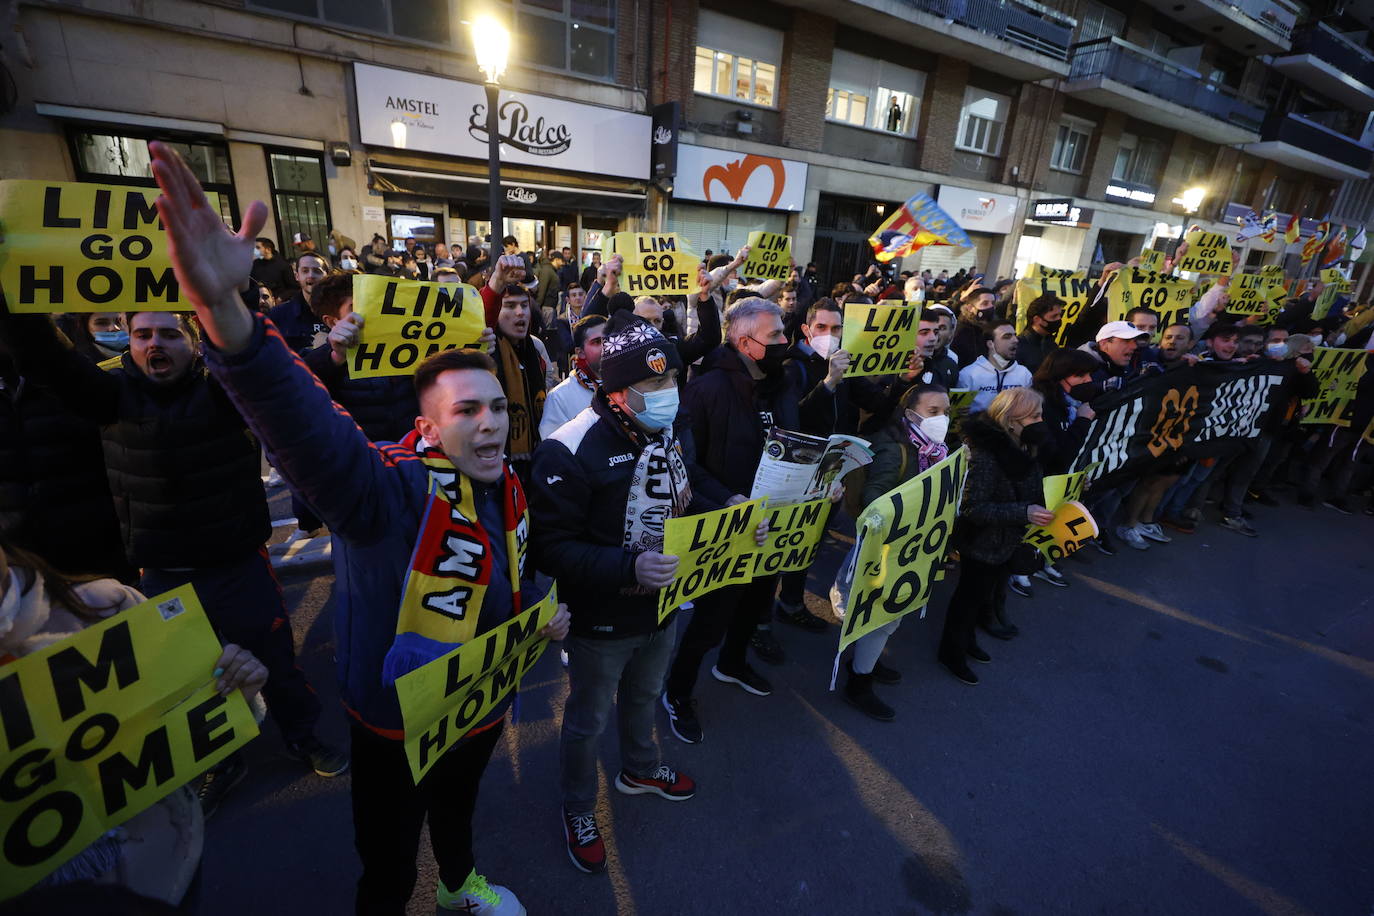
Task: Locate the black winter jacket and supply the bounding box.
[267,293,327,354]
[785,343,896,437]
[302,345,419,443]
[1016,329,1059,374]
[956,414,1043,564]
[684,345,800,496]
[529,394,731,638]
[1022,385,1090,475]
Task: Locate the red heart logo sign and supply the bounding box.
[702,155,787,209]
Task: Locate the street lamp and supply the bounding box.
[1171,186,1207,257]
[472,15,511,253]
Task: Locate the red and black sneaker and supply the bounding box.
[614,765,696,801]
[562,808,606,874]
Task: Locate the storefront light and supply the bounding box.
[390,118,407,149]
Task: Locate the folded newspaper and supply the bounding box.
[749,428,873,505]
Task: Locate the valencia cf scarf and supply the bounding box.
[381,433,529,684]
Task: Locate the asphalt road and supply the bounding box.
[201,491,1374,916]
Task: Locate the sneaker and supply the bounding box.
[870,658,902,685]
[661,694,703,744]
[287,737,350,777]
[562,809,606,874]
[1219,515,1258,538]
[288,525,323,542]
[749,629,785,665]
[560,647,569,668]
[1008,575,1032,598]
[263,468,285,489]
[1323,497,1354,515]
[775,601,828,632]
[967,644,991,664]
[1032,566,1069,588]
[843,668,895,721]
[940,657,979,686]
[615,765,696,801]
[437,870,526,914]
[1116,525,1150,550]
[1135,522,1172,544]
[1161,514,1196,534]
[197,752,247,819]
[1091,533,1117,556]
[710,664,772,697]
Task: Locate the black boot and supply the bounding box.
[843,663,895,721]
[980,611,1016,641]
[994,603,1020,637]
[871,658,902,685]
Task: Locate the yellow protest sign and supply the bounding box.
[948,389,976,425]
[1300,348,1369,426]
[1312,283,1347,321]
[841,303,917,378]
[0,180,218,313]
[658,498,767,621]
[396,586,558,783]
[741,231,792,282]
[1260,265,1285,280]
[1227,274,1270,316]
[1107,268,1195,330]
[840,447,967,655]
[0,585,258,898]
[1012,267,1091,337]
[1176,230,1233,275]
[754,498,829,577]
[346,275,486,379]
[1138,248,1164,271]
[1023,500,1099,562]
[1319,268,1352,289]
[1040,467,1094,512]
[607,232,694,295]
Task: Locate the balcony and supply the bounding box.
[1134,0,1296,55]
[1244,112,1373,180]
[1272,23,1374,111]
[776,0,1075,81]
[1064,38,1263,146]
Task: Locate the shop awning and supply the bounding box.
[368,164,647,216]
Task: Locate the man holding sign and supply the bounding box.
[530,315,733,874]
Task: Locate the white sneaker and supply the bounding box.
[1116,525,1150,550]
[1032,565,1069,588]
[437,872,525,914]
[1135,522,1172,544]
[263,468,284,489]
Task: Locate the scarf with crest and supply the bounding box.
[572,356,597,393]
[598,394,692,559]
[382,432,529,684]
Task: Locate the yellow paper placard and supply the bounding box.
[1176,230,1233,275]
[1023,500,1099,562]
[1227,274,1270,316]
[1041,467,1094,513]
[658,499,766,621]
[0,180,222,313]
[841,303,917,378]
[1138,249,1164,271]
[1300,348,1369,426]
[346,275,486,379]
[0,585,258,898]
[1107,268,1195,330]
[741,231,792,282]
[1312,284,1343,321]
[607,232,695,295]
[841,448,967,654]
[753,498,829,577]
[396,586,558,784]
[1012,268,1091,338]
[948,389,976,425]
[1260,265,1285,280]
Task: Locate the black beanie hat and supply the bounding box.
[599,313,683,392]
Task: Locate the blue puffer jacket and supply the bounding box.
[205,316,533,738]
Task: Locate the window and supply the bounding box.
[248,0,451,45]
[693,11,783,108]
[265,150,332,257]
[1185,148,1213,185]
[1077,1,1126,42]
[825,49,924,135]
[518,0,617,80]
[70,129,237,226]
[1050,118,1093,173]
[1112,132,1165,186]
[956,88,1010,156]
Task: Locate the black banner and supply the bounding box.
[1071,361,1288,486]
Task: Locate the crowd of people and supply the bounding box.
[2,142,1372,914]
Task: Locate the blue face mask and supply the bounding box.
[630,384,679,432]
[93,330,129,349]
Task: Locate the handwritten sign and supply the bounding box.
[741,231,791,282]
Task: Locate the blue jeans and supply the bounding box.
[1159,462,1212,519]
[560,627,676,812]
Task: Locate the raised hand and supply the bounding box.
[328,312,364,365]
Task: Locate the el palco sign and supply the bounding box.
[354,62,650,180]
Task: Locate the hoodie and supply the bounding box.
[956,356,1032,415]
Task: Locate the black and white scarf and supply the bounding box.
[599,393,692,553]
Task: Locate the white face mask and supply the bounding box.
[919,414,950,442]
[340,258,358,271]
[810,333,838,359]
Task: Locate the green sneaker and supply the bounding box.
[436,870,526,915]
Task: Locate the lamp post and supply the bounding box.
[472,16,511,254]
[1171,186,1207,259]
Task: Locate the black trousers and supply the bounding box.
[350,720,503,915]
[665,575,774,702]
[939,556,1007,662]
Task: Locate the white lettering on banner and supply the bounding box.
[1195,374,1279,442]
[672,145,808,211]
[1072,398,1144,484]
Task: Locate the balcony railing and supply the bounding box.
[1069,38,1264,132]
[1288,22,1374,92]
[1264,111,1374,173]
[899,0,1076,61]
[1228,0,1297,43]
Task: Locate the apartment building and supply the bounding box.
[1,0,1370,289]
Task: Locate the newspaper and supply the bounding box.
[750,428,873,505]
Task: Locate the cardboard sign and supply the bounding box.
[841,303,917,378]
[753,498,829,577]
[0,180,222,313]
[1176,230,1233,275]
[1023,500,1099,562]
[607,232,694,295]
[741,231,792,282]
[1012,268,1091,337]
[1260,265,1285,280]
[346,275,486,379]
[1300,347,1369,426]
[1107,268,1195,330]
[658,499,767,621]
[840,448,967,655]
[1227,274,1270,316]
[395,586,558,783]
[1311,284,1344,321]
[0,586,258,897]
[948,389,976,425]
[1040,467,1094,513]
[1138,248,1164,271]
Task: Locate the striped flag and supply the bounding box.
[1283,214,1301,246]
[1301,221,1330,265]
[1319,225,1347,269]
[867,192,973,262]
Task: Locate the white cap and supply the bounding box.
[1096,320,1149,343]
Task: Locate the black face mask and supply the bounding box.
[978,309,996,323]
[1044,319,1062,333]
[753,341,789,374]
[1068,382,1097,402]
